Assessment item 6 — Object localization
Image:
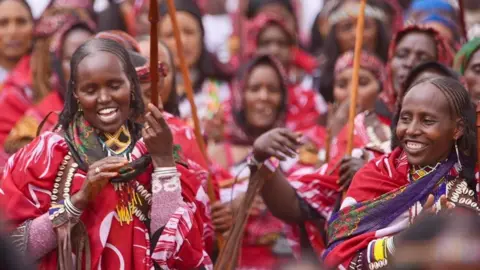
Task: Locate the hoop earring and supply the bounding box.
[455,140,462,171]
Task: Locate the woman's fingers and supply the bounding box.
[279,129,303,145]
[270,141,296,158]
[423,194,435,212]
[148,103,170,130]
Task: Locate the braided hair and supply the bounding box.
[58,38,145,140]
[391,77,477,191]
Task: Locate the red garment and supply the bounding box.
[286,166,339,260]
[0,56,33,146]
[329,113,391,162]
[285,85,323,131]
[0,132,212,269]
[324,148,410,268]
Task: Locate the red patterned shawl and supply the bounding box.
[0,132,212,269]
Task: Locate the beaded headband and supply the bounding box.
[328,3,387,26]
[136,62,169,83]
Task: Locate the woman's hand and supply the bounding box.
[414,195,455,222]
[204,108,225,143]
[142,103,175,167]
[211,201,233,233]
[253,128,303,162]
[71,157,128,210]
[338,156,366,191]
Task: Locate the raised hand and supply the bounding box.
[253,128,303,162]
[142,103,175,167]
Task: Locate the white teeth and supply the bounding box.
[406,142,425,150]
[98,108,117,115]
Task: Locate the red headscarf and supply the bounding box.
[245,12,296,60]
[380,25,454,112]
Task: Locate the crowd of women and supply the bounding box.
[1,0,480,269]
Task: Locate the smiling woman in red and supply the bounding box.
[0,38,211,269]
[324,77,478,269]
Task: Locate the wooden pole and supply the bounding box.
[476,102,480,169]
[164,0,224,248]
[458,0,468,41]
[345,0,367,155]
[148,0,159,107]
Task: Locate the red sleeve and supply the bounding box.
[0,132,68,227]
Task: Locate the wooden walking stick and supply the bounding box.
[164,0,224,249]
[345,0,367,156]
[476,102,480,168]
[149,0,159,107]
[458,0,468,41]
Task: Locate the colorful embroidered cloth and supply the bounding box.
[323,148,461,268]
[0,132,212,269]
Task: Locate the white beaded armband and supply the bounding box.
[152,167,181,194]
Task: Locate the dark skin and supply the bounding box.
[390,32,437,93]
[463,49,480,104]
[396,82,463,166]
[256,24,292,69]
[71,52,174,210]
[252,128,305,223]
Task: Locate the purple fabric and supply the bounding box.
[27,213,57,260]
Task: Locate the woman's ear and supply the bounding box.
[453,118,465,140]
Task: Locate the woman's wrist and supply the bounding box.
[70,191,88,211]
[152,155,176,168]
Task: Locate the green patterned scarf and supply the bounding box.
[454,37,480,75]
[65,113,151,183]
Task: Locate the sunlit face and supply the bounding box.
[333,67,380,111]
[257,24,292,68]
[464,49,480,104]
[0,0,33,62]
[390,32,437,93]
[396,82,462,166]
[159,12,202,69]
[244,63,283,130]
[61,28,92,83]
[74,51,132,134]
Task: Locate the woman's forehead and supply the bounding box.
[402,82,450,114]
[76,51,125,78]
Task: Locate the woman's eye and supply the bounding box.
[395,49,408,59]
[110,82,122,89]
[423,118,436,125]
[359,77,370,86]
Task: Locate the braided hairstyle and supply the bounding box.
[58,38,145,140]
[391,77,477,191]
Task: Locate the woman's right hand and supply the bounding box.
[71,157,128,210]
[253,128,303,162]
[211,201,233,233]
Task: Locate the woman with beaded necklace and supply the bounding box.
[250,76,479,269]
[0,38,211,269]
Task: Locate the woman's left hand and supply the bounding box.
[142,103,175,167]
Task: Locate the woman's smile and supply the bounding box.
[97,107,120,123]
